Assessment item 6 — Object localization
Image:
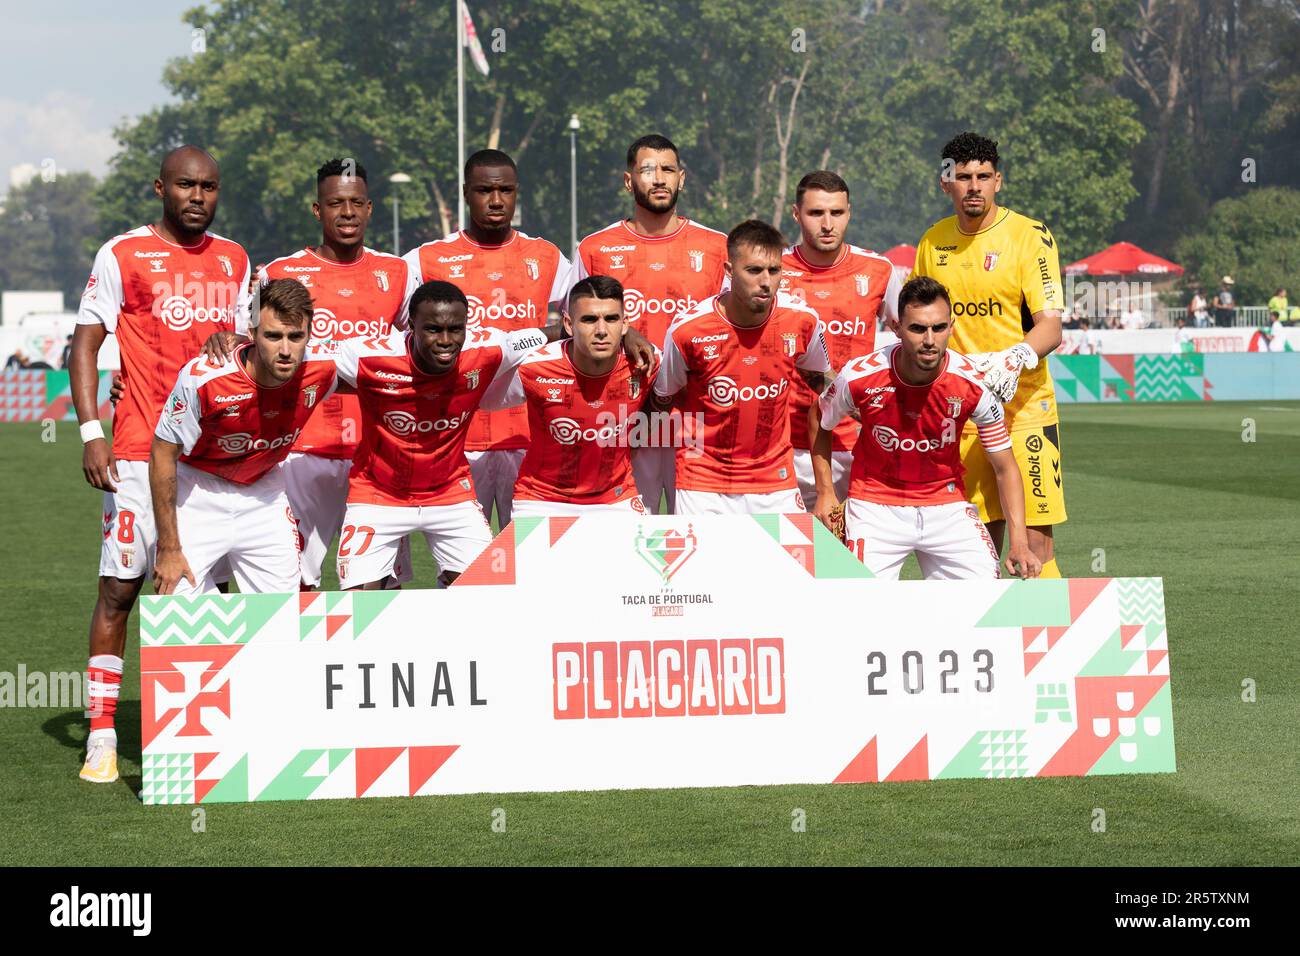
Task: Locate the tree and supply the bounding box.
[0,172,101,305]
[1174,187,1300,304]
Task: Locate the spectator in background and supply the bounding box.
[1268,287,1288,324]
[60,334,73,370]
[1212,276,1236,327]
[5,350,30,371]
[1188,287,1209,328]
[1120,304,1146,330]
[1268,314,1288,352]
[1174,317,1195,354]
[1077,318,1101,354]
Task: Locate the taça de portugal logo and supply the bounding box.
[635,524,697,586]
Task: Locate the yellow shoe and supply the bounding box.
[80,740,119,784]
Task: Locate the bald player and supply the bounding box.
[71,145,251,784]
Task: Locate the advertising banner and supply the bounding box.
[139,515,1175,804]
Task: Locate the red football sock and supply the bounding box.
[86,654,123,732]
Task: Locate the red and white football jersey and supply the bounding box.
[402,230,569,452]
[781,243,900,452]
[819,345,1011,506]
[655,293,830,494]
[492,342,661,504]
[571,218,728,349]
[155,344,338,485]
[78,225,252,461]
[262,247,410,459]
[331,326,548,507]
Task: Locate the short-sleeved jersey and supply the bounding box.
[262,247,411,459]
[491,342,662,505]
[911,207,1064,428]
[155,344,338,485]
[402,230,569,452]
[330,326,548,507]
[570,218,728,348]
[655,293,830,494]
[819,345,1011,505]
[780,243,901,452]
[78,225,252,461]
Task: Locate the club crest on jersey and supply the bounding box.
[854,274,870,296]
[373,270,390,292]
[946,396,962,417]
[782,333,797,357]
[465,369,480,390]
[302,385,319,408]
[688,250,704,273]
[524,258,540,281]
[217,255,233,277]
[983,252,1000,272]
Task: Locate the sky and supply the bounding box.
[0,0,197,190]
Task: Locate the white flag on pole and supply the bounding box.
[462,1,490,76]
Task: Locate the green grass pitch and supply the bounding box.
[1,401,1297,865]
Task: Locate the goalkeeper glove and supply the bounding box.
[977,343,1039,403]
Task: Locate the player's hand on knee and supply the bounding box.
[154,547,195,595]
[82,439,118,491]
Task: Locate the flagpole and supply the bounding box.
[456,0,465,232]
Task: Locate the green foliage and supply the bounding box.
[1174,187,1300,303]
[94,0,1146,264]
[0,172,101,304]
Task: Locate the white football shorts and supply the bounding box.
[844,498,1000,581]
[336,500,492,589]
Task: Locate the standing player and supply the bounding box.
[570,134,728,513]
[402,149,569,530]
[911,132,1066,575]
[781,170,900,511]
[813,277,1039,579]
[151,280,336,594]
[70,145,251,784]
[262,158,411,589]
[654,220,830,515]
[490,275,660,517]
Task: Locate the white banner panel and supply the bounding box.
[139,515,1175,804]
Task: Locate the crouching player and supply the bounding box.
[811,276,1040,580]
[327,280,654,589]
[150,279,337,594]
[487,275,661,518]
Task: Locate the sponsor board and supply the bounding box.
[140,515,1176,803]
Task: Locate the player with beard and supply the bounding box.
[257,159,410,590]
[570,134,727,513]
[487,275,661,517]
[329,281,653,588]
[654,220,830,514]
[70,145,251,783]
[812,276,1039,580]
[402,150,570,531]
[781,170,900,512]
[911,132,1066,575]
[151,279,337,595]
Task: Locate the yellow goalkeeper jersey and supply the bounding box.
[911,207,1064,428]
